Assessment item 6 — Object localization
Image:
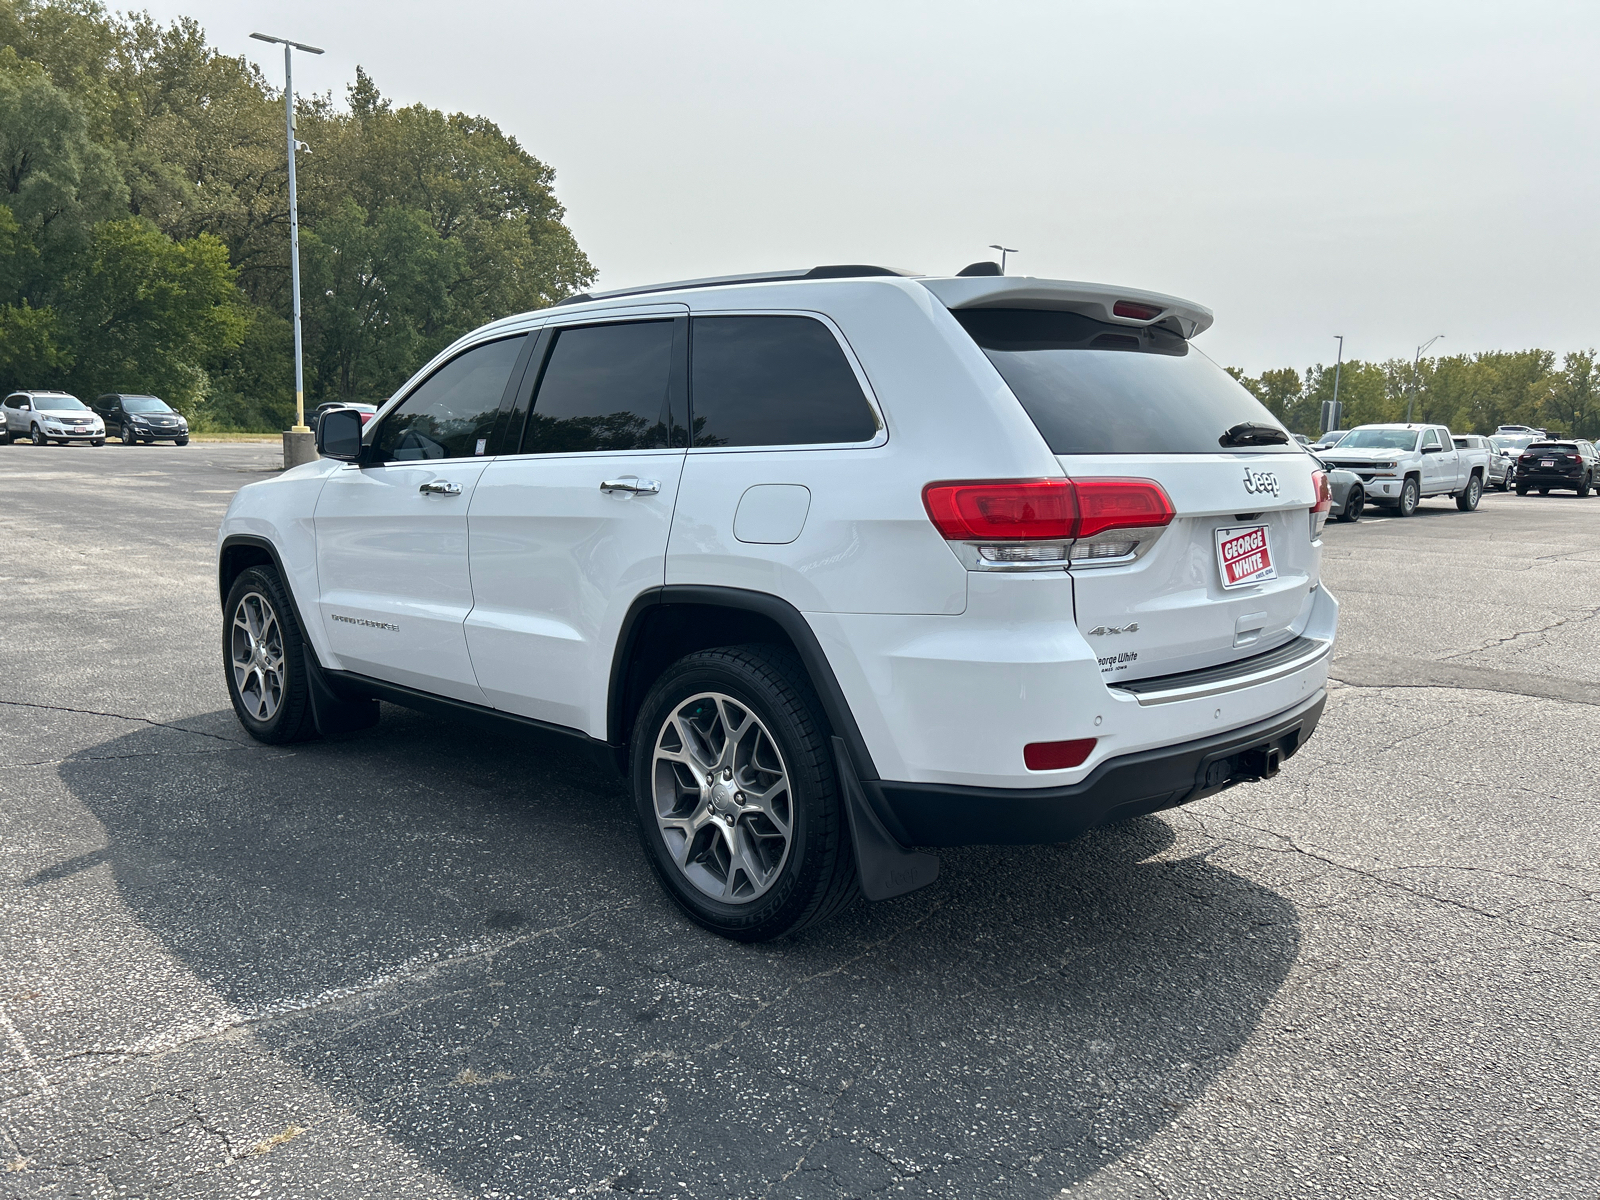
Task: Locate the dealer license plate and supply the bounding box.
[1215,524,1277,589]
[1541,459,1555,467]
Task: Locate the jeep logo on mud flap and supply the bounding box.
[1242,468,1280,497]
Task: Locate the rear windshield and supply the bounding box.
[1526,443,1579,452]
[954,309,1292,455]
[1335,429,1419,451]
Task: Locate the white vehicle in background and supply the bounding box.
[1455,433,1509,491]
[1,391,106,445]
[217,265,1339,941]
[1489,433,1538,490]
[1319,423,1488,516]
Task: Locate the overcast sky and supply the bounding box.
[141,0,1600,373]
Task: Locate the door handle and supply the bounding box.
[419,481,463,496]
[599,477,661,495]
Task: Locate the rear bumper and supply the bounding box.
[1517,470,1585,486]
[867,690,1326,846]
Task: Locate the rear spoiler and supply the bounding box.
[918,276,1213,340]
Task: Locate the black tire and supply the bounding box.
[630,644,859,941]
[1516,483,1528,496]
[175,436,189,446]
[1456,474,1482,511]
[1539,487,1549,495]
[30,426,45,446]
[1395,476,1420,517]
[92,438,104,446]
[1579,473,1592,498]
[222,565,317,744]
[1336,485,1364,522]
[122,427,137,445]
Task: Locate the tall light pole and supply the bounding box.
[1405,334,1445,424]
[251,32,324,440]
[988,244,1018,274]
[1326,335,1344,435]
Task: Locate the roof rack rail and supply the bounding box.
[553,264,915,308]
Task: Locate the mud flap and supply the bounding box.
[303,647,380,737]
[832,736,940,901]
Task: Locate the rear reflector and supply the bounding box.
[1112,300,1163,321]
[1024,738,1097,770]
[922,478,1173,542]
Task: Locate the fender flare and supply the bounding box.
[608,585,880,782]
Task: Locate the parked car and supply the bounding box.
[93,393,189,445]
[1488,433,1537,490]
[313,401,377,426]
[1496,424,1547,438]
[1292,433,1311,446]
[2,391,105,445]
[1454,433,1509,490]
[1310,430,1349,451]
[1319,423,1488,516]
[1515,440,1599,495]
[1313,456,1365,522]
[219,266,1339,941]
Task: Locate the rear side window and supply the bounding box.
[523,321,675,454]
[374,335,526,462]
[689,315,879,448]
[955,309,1291,455]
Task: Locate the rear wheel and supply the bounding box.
[1579,474,1592,498]
[1456,475,1482,511]
[631,645,859,941]
[1395,476,1420,517]
[1336,485,1364,522]
[223,566,316,744]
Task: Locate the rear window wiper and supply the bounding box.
[1220,422,1289,447]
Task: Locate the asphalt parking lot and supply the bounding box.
[2,443,1596,1199]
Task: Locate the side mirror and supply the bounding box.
[316,407,364,461]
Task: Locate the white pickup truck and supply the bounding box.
[1318,423,1490,517]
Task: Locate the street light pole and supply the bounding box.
[988,244,1018,274]
[251,32,324,440]
[1328,334,1344,434]
[1404,334,1445,424]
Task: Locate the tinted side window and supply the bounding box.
[522,321,675,454]
[689,316,878,448]
[373,335,526,462]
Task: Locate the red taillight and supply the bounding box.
[1311,469,1332,514]
[921,479,1077,540]
[1024,738,1097,770]
[1073,478,1176,538]
[1112,300,1163,321]
[922,478,1173,542]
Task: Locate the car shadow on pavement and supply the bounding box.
[52,706,1301,1197]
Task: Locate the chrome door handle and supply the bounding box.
[419,481,463,496]
[599,477,661,495]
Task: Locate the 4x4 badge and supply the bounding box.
[1088,623,1139,636]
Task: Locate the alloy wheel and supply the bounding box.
[230,590,286,721]
[651,691,794,903]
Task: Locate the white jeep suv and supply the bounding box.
[217,266,1338,941]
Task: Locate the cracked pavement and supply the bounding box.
[1,444,1596,1198]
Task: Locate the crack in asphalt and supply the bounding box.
[1437,602,1600,663]
[1193,813,1598,945]
[0,699,246,747]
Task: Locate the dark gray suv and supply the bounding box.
[94,393,190,445]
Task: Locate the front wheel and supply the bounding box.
[175,436,189,446]
[1395,476,1421,517]
[92,438,104,446]
[122,428,137,445]
[1539,487,1549,495]
[1456,475,1482,511]
[223,566,317,744]
[631,645,859,941]
[30,426,45,446]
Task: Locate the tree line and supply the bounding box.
[1227,349,1599,440]
[0,0,591,430]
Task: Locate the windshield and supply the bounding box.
[1490,435,1534,451]
[121,396,172,413]
[37,395,87,411]
[955,309,1293,454]
[1334,429,1419,451]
